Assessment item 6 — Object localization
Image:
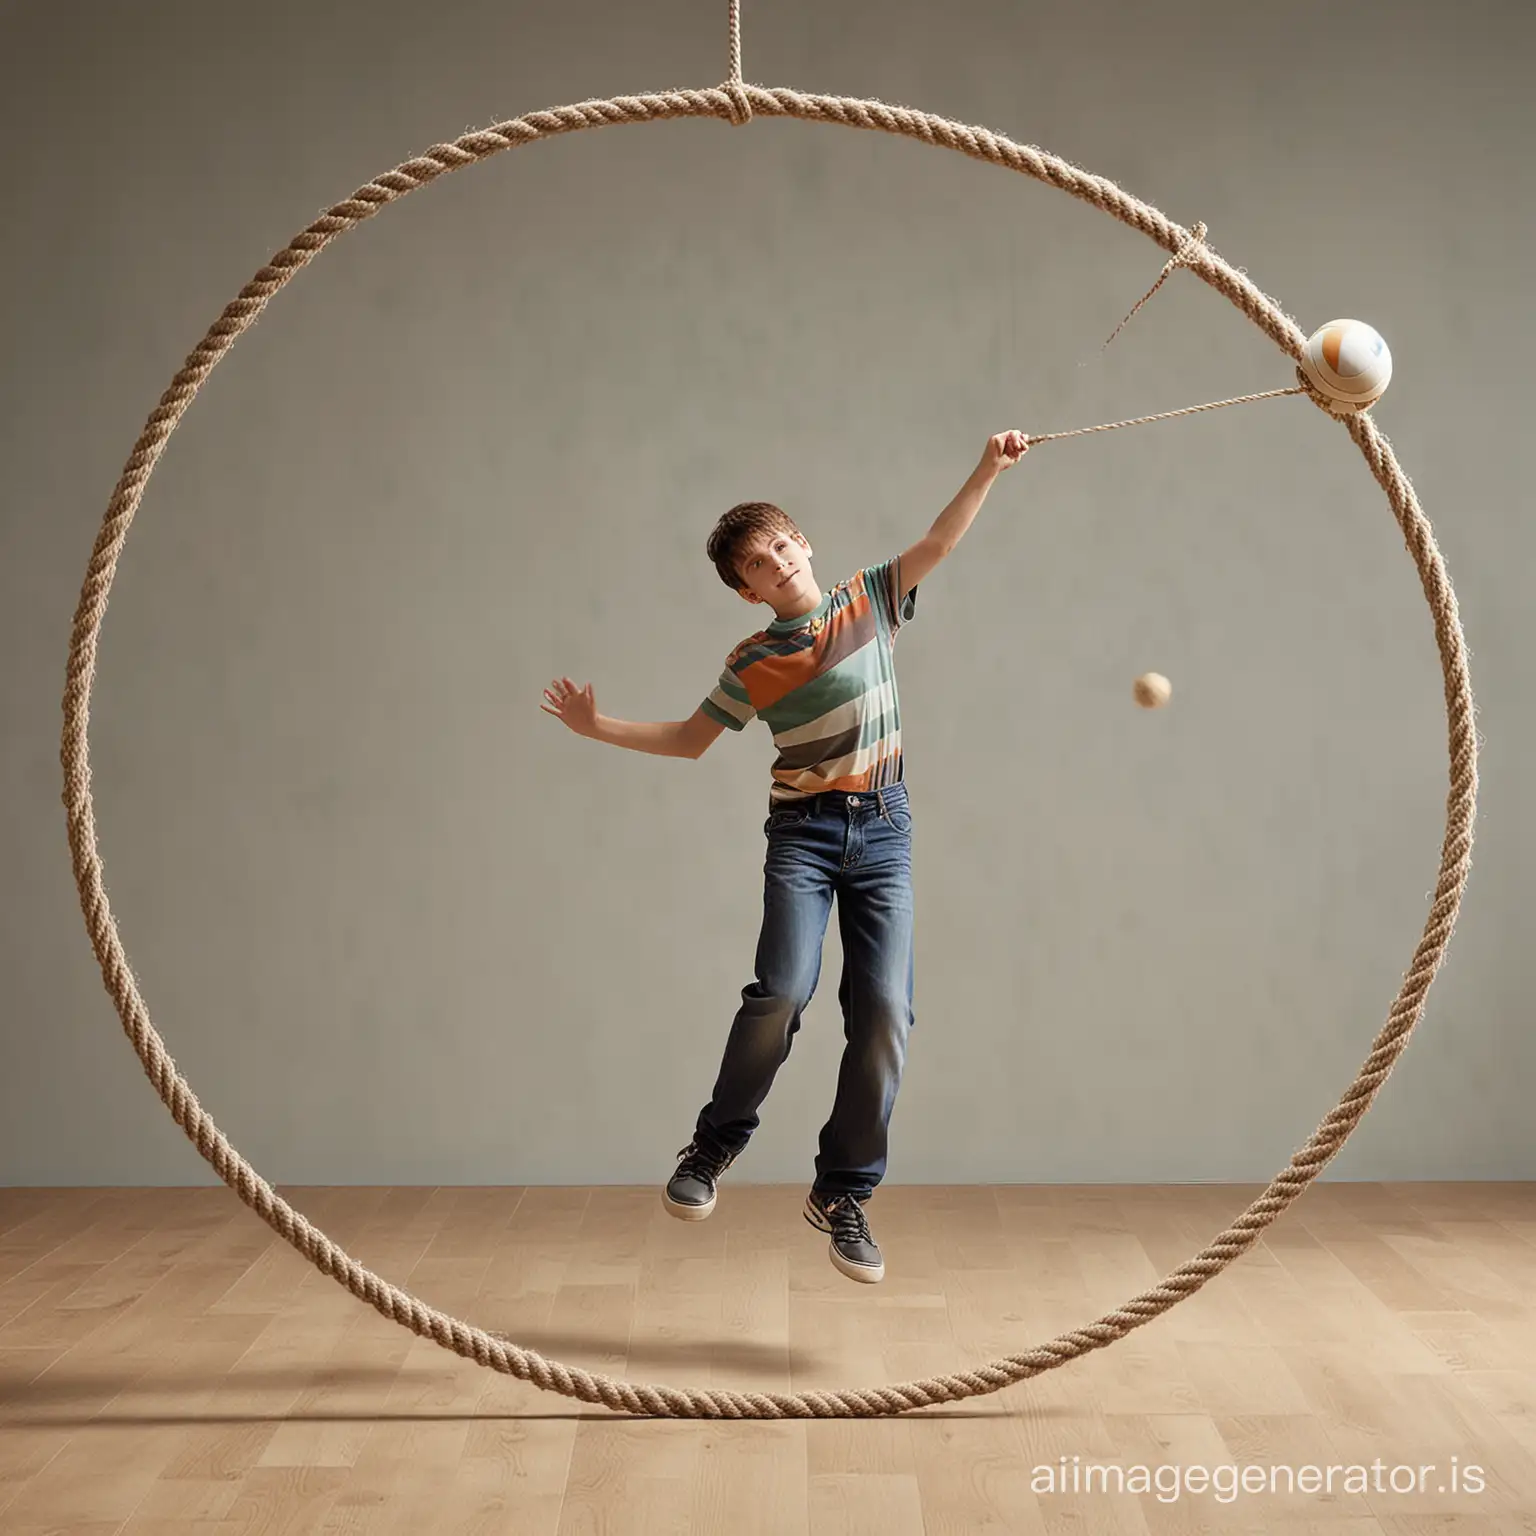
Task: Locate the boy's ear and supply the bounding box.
[738,586,762,604]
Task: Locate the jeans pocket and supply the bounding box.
[765,807,810,836]
[885,808,913,837]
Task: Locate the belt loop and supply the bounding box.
[876,786,887,817]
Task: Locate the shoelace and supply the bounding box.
[824,1197,873,1247]
[675,1142,730,1182]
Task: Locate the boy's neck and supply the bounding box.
[767,586,827,626]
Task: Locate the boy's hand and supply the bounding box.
[541,676,598,736]
[981,429,1030,475]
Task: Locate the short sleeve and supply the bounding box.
[702,663,755,731]
[863,557,917,637]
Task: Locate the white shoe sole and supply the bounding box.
[828,1244,883,1283]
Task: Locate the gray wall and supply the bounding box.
[3,0,1530,1188]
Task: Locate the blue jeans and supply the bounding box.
[694,781,915,1202]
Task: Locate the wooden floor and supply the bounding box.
[2,1183,1535,1534]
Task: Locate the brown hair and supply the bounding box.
[706,501,804,592]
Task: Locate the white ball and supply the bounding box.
[1133,672,1171,708]
[1300,319,1392,414]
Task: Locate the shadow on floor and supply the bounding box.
[1,1339,1038,1422]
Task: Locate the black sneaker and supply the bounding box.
[663,1138,737,1221]
[804,1190,884,1283]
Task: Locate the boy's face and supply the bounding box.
[734,529,815,609]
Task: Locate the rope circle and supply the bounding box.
[60,80,1477,1419]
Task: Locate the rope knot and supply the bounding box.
[1294,363,1361,420]
[720,81,753,126]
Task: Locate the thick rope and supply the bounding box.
[60,80,1476,1420]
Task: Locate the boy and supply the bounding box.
[541,430,1030,1282]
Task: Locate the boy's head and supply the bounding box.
[707,501,818,612]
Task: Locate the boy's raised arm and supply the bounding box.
[897,429,1030,600]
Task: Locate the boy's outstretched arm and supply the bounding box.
[897,429,1029,601]
[541,677,725,759]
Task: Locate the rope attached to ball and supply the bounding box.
[1024,384,1309,448]
[60,0,1475,1419]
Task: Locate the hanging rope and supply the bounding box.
[722,0,751,125]
[1103,219,1208,349]
[60,1,1476,1420]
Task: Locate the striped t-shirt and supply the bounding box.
[701,557,918,804]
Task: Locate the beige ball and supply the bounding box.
[1133,672,1171,708]
[1299,319,1392,415]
